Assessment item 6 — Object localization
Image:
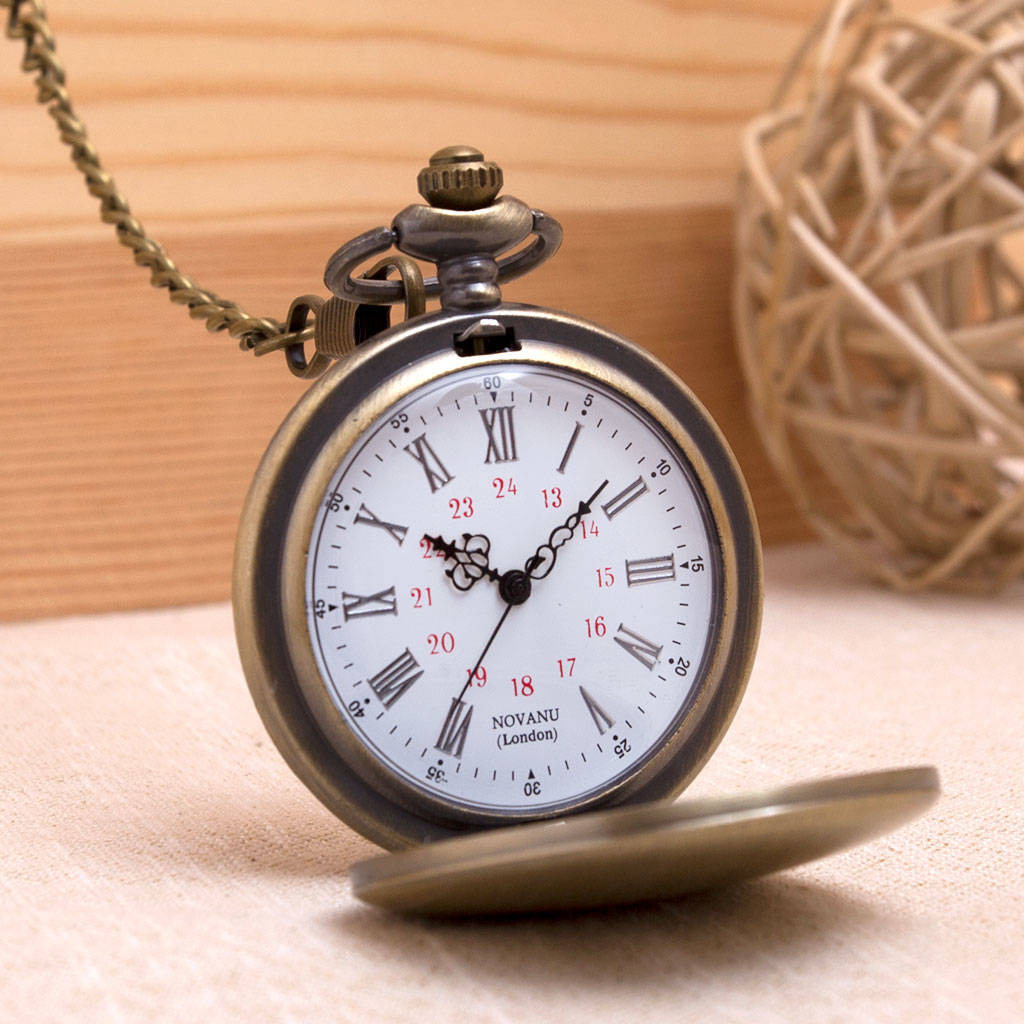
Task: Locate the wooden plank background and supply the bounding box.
[0,0,930,621]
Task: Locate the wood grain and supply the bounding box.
[0,0,832,237]
[3,0,945,619]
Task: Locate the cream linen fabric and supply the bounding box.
[2,544,1022,1023]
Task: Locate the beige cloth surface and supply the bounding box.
[2,543,1022,1023]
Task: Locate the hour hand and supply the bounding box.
[423,532,502,592]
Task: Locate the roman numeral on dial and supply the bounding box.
[435,698,474,758]
[404,433,455,493]
[556,422,583,474]
[341,587,398,620]
[353,503,408,545]
[480,406,518,463]
[601,476,649,519]
[625,555,676,587]
[613,624,663,671]
[579,685,615,735]
[367,648,423,708]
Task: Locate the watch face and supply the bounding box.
[301,361,722,821]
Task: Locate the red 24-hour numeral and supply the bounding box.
[511,675,534,697]
[449,497,474,519]
[420,537,446,560]
[427,632,456,655]
[410,587,433,609]
[541,487,563,509]
[492,477,518,499]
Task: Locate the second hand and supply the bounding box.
[455,602,514,705]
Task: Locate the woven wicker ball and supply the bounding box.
[735,0,1024,591]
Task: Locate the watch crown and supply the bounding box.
[417,146,503,211]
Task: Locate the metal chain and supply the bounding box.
[2,0,298,355]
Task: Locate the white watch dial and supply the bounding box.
[305,363,720,817]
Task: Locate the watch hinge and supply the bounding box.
[453,319,520,357]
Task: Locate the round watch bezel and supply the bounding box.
[233,304,762,850]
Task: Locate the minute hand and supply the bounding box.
[524,480,608,580]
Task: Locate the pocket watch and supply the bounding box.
[4,4,938,915]
[233,146,763,851]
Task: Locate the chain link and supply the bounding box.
[2,0,296,354]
